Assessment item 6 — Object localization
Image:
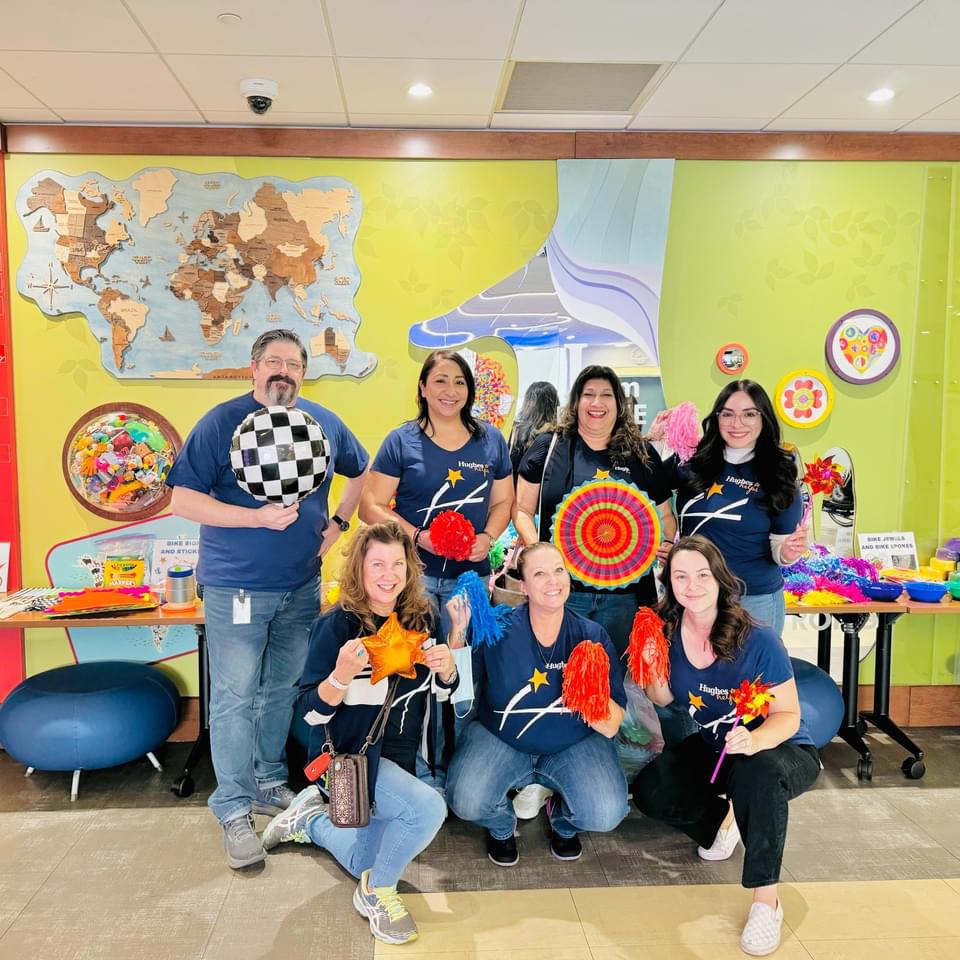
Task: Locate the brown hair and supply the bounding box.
[335,522,433,634]
[516,541,565,582]
[657,536,754,662]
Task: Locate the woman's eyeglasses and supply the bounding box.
[717,409,760,424]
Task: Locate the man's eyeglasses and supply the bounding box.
[718,409,760,424]
[261,357,305,373]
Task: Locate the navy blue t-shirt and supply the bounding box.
[667,621,814,751]
[372,421,512,579]
[166,392,368,591]
[474,604,627,756]
[675,459,802,595]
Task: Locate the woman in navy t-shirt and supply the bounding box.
[632,536,820,957]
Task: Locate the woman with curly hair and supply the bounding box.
[514,365,676,659]
[632,537,820,957]
[262,522,457,946]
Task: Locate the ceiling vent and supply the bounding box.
[501,61,663,113]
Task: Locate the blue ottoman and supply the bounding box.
[791,656,845,749]
[0,661,179,800]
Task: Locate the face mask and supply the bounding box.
[450,644,474,714]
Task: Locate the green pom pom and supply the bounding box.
[488,541,506,572]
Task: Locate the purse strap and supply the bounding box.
[323,675,399,757]
[535,431,560,530]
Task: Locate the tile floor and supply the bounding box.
[0,727,958,959]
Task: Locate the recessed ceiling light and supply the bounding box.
[867,87,895,103]
[408,83,433,98]
[217,12,242,25]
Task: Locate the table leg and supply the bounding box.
[833,613,874,779]
[171,623,210,798]
[859,612,925,779]
[816,615,832,673]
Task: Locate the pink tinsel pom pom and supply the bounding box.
[666,402,701,463]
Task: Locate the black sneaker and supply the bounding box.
[486,831,519,867]
[549,830,582,862]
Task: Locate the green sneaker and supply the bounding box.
[353,869,419,945]
[262,785,326,851]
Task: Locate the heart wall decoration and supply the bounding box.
[825,309,901,385]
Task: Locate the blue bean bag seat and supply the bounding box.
[791,656,844,749]
[0,661,179,800]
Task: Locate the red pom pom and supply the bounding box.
[430,510,476,561]
[562,640,611,724]
[627,607,670,687]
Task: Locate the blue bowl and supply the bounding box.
[862,580,903,601]
[904,580,948,603]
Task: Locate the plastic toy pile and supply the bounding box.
[782,544,880,605]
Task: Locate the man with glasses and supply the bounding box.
[167,329,368,869]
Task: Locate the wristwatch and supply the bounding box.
[331,514,350,532]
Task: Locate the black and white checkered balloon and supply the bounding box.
[230,406,331,506]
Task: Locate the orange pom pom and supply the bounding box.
[561,640,611,724]
[627,606,670,686]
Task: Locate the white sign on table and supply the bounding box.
[857,531,918,570]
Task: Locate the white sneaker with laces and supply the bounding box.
[512,783,553,820]
[739,899,783,956]
[697,817,741,861]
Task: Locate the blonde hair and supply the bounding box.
[335,522,433,633]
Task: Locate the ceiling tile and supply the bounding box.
[0,0,151,52]
[165,55,342,113]
[910,91,960,121]
[628,116,768,130]
[327,0,521,59]
[0,67,48,110]
[351,114,489,128]
[780,64,960,119]
[0,108,63,122]
[339,58,503,115]
[764,116,904,132]
[0,52,194,110]
[55,108,206,123]
[124,0,331,56]
[855,0,960,65]
[899,117,960,132]
[684,0,915,64]
[204,111,348,125]
[637,63,834,118]
[492,112,630,129]
[513,0,721,61]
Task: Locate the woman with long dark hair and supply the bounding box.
[514,365,676,658]
[675,380,807,637]
[632,536,819,957]
[508,380,559,477]
[262,522,456,945]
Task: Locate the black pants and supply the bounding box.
[632,734,820,888]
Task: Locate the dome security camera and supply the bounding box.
[240,78,279,115]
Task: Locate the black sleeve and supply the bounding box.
[298,609,358,719]
[640,444,674,505]
[518,431,553,484]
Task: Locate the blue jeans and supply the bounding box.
[565,590,637,665]
[741,588,786,636]
[447,721,628,840]
[308,757,447,888]
[204,578,319,823]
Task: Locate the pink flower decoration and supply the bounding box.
[784,378,824,420]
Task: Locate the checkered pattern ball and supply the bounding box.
[230,406,331,506]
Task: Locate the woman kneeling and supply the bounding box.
[263,522,457,945]
[632,536,820,957]
[447,542,629,867]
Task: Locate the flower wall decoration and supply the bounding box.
[774,369,834,429]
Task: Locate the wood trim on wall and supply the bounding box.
[6,124,960,161]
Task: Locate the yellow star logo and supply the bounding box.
[707,482,724,498]
[447,468,464,487]
[688,691,705,711]
[594,469,611,479]
[529,669,549,692]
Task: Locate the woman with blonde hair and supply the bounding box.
[262,522,457,946]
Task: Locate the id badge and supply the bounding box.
[450,644,474,706]
[233,590,251,625]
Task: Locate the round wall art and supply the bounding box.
[62,404,182,521]
[774,369,834,429]
[825,309,900,385]
[715,342,749,376]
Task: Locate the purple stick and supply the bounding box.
[710,717,741,784]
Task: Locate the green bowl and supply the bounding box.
[949,581,960,601]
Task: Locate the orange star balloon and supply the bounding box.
[361,612,428,684]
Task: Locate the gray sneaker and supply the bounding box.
[262,785,327,851]
[222,813,265,869]
[353,869,419,945]
[251,782,297,816]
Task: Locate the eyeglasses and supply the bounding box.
[261,357,304,373]
[718,409,760,424]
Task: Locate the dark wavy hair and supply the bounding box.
[657,536,754,662]
[415,350,480,437]
[508,381,559,463]
[555,365,650,464]
[685,380,798,513]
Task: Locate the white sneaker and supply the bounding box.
[512,783,553,820]
[740,900,783,956]
[697,817,741,861]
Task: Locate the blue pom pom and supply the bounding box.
[452,571,502,648]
